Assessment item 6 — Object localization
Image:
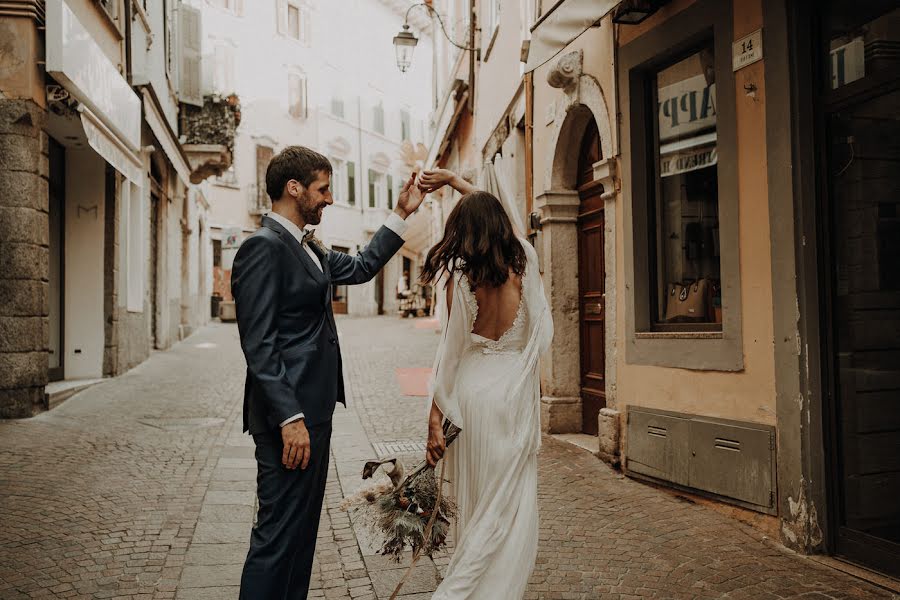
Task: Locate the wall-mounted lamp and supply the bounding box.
[611,0,661,25]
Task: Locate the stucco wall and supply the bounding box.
[530,0,777,429]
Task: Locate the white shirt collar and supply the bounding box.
[266,211,310,246]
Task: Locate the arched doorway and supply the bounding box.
[576,119,606,435]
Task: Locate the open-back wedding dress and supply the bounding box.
[428,233,553,599]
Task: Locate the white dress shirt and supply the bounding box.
[265,210,409,427]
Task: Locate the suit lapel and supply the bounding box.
[261,216,329,287]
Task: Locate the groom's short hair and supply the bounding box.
[266,146,332,201]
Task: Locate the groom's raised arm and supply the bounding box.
[231,235,302,425]
[327,213,407,285]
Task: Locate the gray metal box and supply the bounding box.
[626,406,776,513]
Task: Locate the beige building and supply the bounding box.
[423,0,900,579]
[0,0,224,417]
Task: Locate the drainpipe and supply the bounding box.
[468,0,476,113]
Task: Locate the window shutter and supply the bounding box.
[301,5,311,45]
[235,0,244,16]
[301,77,308,118]
[368,169,376,208]
[387,175,393,209]
[276,0,287,36]
[177,4,203,106]
[347,161,356,205]
[288,73,301,117]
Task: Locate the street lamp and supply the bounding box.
[392,2,476,73]
[393,25,418,73]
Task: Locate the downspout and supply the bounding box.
[524,70,534,230]
[468,0,476,113]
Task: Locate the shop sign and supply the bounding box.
[46,0,141,151]
[660,145,718,178]
[222,227,243,250]
[732,29,763,71]
[658,75,716,143]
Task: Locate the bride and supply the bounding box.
[416,169,553,599]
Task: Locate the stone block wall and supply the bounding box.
[0,99,49,418]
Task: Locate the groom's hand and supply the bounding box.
[281,420,311,470]
[394,172,425,219]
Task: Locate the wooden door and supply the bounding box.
[48,138,65,382]
[149,164,163,349]
[578,120,606,435]
[818,2,900,577]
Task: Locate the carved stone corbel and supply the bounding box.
[547,50,584,101]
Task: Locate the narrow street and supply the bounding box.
[0,318,894,600]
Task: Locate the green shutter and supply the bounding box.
[368,169,376,208]
[387,175,394,209]
[347,162,355,205]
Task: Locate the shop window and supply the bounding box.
[649,46,722,331]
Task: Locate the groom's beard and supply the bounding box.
[298,191,325,225]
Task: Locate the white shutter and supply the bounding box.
[178,5,203,106]
[300,5,311,45]
[235,0,244,16]
[276,0,288,36]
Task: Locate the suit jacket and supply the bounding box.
[231,215,405,434]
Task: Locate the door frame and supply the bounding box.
[48,137,66,382]
[783,0,900,572]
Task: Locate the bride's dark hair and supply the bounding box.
[420,191,526,289]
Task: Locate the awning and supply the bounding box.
[524,0,621,73]
[79,106,143,185]
[142,88,192,186]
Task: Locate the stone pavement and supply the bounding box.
[0,317,896,599]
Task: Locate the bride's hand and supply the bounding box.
[418,169,456,194]
[426,420,446,467]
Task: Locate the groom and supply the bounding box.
[231,146,423,599]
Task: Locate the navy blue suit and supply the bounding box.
[231,215,404,599]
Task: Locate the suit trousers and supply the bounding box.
[239,422,332,600]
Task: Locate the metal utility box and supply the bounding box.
[625,406,776,514]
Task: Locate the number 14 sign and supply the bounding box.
[733,29,763,72]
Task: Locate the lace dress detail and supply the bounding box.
[458,271,528,355]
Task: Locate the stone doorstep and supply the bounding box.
[44,378,105,410]
[551,433,600,456]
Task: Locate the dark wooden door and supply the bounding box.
[48,138,65,382]
[149,173,162,350]
[577,119,606,435]
[819,2,900,577]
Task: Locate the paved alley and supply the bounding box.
[0,318,896,599]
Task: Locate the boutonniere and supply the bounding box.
[306,232,328,256]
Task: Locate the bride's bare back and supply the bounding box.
[448,270,523,342]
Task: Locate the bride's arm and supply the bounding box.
[418,169,476,196]
[426,279,454,467]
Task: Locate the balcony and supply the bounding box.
[181,93,241,183]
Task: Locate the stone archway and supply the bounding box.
[535,51,619,459]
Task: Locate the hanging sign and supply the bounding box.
[733,29,763,71]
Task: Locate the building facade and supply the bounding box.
[0,0,222,418]
[200,0,434,318]
[424,0,899,579]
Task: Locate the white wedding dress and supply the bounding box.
[429,238,553,600]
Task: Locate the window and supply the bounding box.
[214,43,236,93]
[368,169,385,208]
[482,0,501,52]
[288,73,308,119]
[400,109,411,141]
[287,1,310,44]
[647,47,721,330]
[347,161,356,206]
[373,101,385,135]
[209,0,243,14]
[331,96,345,119]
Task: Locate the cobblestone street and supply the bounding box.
[1,317,896,599]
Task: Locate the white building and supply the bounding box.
[198,0,434,316]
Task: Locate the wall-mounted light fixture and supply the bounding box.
[392,3,477,73]
[612,0,662,25]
